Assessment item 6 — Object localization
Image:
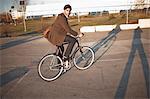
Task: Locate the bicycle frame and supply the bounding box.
[38,35,95,81]
[55,37,81,61]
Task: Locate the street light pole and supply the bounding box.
[20,0,27,32]
[126,0,129,24]
[126,9,129,24]
[22,5,27,32]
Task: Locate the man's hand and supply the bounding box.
[43,28,50,38]
[78,33,84,38]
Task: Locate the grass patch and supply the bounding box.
[0,12,150,37]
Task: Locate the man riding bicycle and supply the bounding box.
[44,4,83,67]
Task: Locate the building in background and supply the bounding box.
[1,0,149,20]
[25,0,150,19]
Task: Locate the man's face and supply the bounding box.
[64,8,71,18]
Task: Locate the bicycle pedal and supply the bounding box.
[63,62,71,70]
[63,65,71,70]
[63,69,66,72]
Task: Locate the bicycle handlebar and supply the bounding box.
[76,33,84,38]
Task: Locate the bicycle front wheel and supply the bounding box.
[38,54,63,81]
[73,46,95,70]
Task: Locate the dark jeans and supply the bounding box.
[58,35,77,61]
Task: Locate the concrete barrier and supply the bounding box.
[80,26,96,33]
[139,19,150,28]
[95,25,117,32]
[120,24,139,30]
[80,18,150,32]
[80,25,117,33]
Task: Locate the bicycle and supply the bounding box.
[38,34,95,81]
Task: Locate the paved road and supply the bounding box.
[0,27,150,99]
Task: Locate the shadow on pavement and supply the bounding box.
[115,27,150,99]
[92,25,121,63]
[0,66,29,87]
[0,34,42,50]
[18,31,40,36]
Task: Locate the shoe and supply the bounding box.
[64,60,69,69]
[63,60,71,70]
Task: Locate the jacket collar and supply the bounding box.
[60,13,68,19]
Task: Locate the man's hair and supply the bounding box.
[64,4,72,11]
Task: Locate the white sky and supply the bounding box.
[27,0,130,6]
[1,0,149,14]
[0,0,134,12]
[25,0,134,16]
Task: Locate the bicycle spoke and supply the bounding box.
[38,54,63,81]
[73,46,94,70]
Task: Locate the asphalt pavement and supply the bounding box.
[0,27,150,99]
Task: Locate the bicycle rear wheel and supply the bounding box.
[38,54,63,81]
[73,46,95,70]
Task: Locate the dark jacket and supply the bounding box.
[48,13,78,46]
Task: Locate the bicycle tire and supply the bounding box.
[38,54,64,81]
[73,46,95,70]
